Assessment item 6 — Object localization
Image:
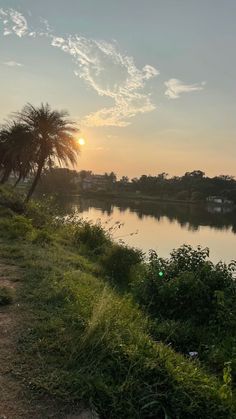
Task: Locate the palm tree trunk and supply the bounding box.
[0,168,11,184]
[25,161,44,202]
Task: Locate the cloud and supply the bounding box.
[0,8,159,127]
[51,35,159,127]
[1,10,205,123]
[3,60,23,67]
[164,78,205,99]
[0,8,28,37]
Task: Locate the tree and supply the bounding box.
[0,122,34,184]
[157,172,168,180]
[217,175,234,182]
[120,176,129,185]
[38,167,79,193]
[109,171,117,183]
[0,138,12,184]
[184,170,205,179]
[79,170,92,180]
[15,103,80,201]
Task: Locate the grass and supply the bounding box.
[0,186,235,418]
[0,286,14,305]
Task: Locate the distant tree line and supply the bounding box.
[116,170,236,203]
[38,168,236,204]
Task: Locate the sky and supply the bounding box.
[0,0,236,178]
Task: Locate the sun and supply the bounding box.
[78,138,86,146]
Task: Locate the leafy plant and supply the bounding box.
[101,244,144,287]
[74,220,110,254]
[33,229,53,246]
[0,214,33,239]
[220,362,233,400]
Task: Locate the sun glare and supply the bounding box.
[78,138,86,146]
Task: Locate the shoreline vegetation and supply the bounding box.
[36,168,236,208]
[0,185,236,418]
[78,190,236,207]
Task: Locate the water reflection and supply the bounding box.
[57,196,236,263]
[59,196,236,234]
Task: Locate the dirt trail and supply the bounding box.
[0,262,97,419]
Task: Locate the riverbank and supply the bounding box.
[0,186,236,418]
[79,190,202,205]
[79,190,236,208]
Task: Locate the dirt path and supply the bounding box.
[0,262,97,419]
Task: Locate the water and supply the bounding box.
[61,196,236,264]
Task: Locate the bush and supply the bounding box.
[0,185,25,213]
[32,229,53,246]
[0,286,14,305]
[101,244,144,286]
[132,245,236,325]
[0,206,14,218]
[150,318,202,353]
[131,245,236,382]
[0,214,33,239]
[24,195,58,228]
[74,221,110,254]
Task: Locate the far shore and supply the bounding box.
[71,190,235,207]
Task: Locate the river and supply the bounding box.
[60,196,236,264]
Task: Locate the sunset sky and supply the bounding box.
[0,0,235,178]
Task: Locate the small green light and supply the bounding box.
[158,271,164,277]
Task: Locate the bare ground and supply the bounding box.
[0,261,98,419]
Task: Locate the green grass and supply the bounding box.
[0,286,14,305]
[0,186,235,418]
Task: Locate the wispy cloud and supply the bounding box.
[164,78,205,99]
[0,8,28,37]
[0,8,205,125]
[3,60,23,67]
[51,36,159,127]
[0,8,159,127]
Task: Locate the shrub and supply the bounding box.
[150,318,202,353]
[132,245,236,326]
[0,206,14,218]
[24,195,58,228]
[131,245,236,382]
[101,244,144,286]
[33,229,53,246]
[0,185,25,213]
[0,186,58,229]
[0,214,33,239]
[74,221,110,254]
[0,286,14,305]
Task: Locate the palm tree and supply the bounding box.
[15,103,80,201]
[0,122,34,185]
[0,126,12,184]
